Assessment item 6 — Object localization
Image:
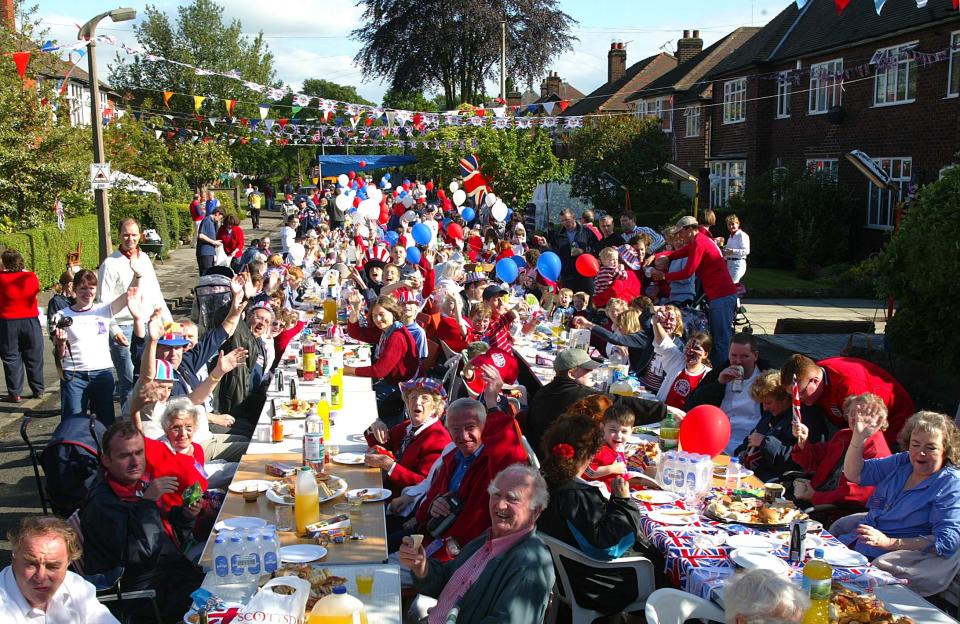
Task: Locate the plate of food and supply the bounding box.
[272,565,348,610]
[831,584,914,624]
[632,490,679,505]
[705,494,806,528]
[645,509,698,525]
[277,398,313,419]
[227,479,271,494]
[626,438,661,470]
[331,453,366,465]
[267,475,348,505]
[728,548,791,575]
[345,487,391,503]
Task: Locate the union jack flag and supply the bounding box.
[458,154,491,209]
[792,374,802,426]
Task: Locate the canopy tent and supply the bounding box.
[316,155,417,178]
[110,171,161,195]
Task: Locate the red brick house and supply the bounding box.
[704,0,960,254]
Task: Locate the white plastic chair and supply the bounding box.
[540,533,655,624]
[644,588,725,624]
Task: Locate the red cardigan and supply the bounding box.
[0,271,40,319]
[431,316,470,353]
[663,230,736,300]
[346,322,419,383]
[790,428,890,507]
[365,419,451,497]
[415,408,529,561]
[143,437,207,514]
[217,225,245,258]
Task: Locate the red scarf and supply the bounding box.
[105,470,179,545]
[120,246,140,260]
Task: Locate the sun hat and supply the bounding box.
[400,377,447,399]
[553,348,601,373]
[676,215,698,229]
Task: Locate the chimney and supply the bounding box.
[676,29,703,64]
[541,71,562,98]
[0,0,15,31]
[608,41,627,84]
[506,90,522,107]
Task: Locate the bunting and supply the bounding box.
[835,0,851,13]
[224,98,236,116]
[12,51,30,79]
[193,95,205,113]
[258,104,270,120]
[163,91,173,107]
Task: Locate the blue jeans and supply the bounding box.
[708,294,737,367]
[60,368,115,425]
[109,324,135,406]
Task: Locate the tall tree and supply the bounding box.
[109,0,277,119]
[381,87,439,112]
[352,0,576,110]
[300,79,374,105]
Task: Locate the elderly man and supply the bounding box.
[79,421,204,622]
[544,209,598,295]
[196,202,225,275]
[524,348,666,461]
[620,212,665,252]
[415,371,529,563]
[724,568,808,623]
[213,300,274,424]
[0,516,118,622]
[400,464,555,624]
[98,217,172,406]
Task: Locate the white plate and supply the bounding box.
[726,533,779,550]
[632,490,679,505]
[346,487,391,502]
[214,516,267,532]
[228,479,271,494]
[627,433,659,445]
[332,453,365,465]
[279,544,328,563]
[712,465,755,480]
[646,509,698,525]
[729,548,790,574]
[265,488,294,506]
[266,477,348,506]
[820,547,869,568]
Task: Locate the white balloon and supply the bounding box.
[485,193,497,208]
[402,210,417,223]
[491,201,508,222]
[382,182,392,190]
[367,187,383,204]
[402,195,415,208]
[359,198,379,220]
[356,224,369,238]
[453,189,466,206]
[449,181,460,193]
[337,174,349,187]
[335,193,351,212]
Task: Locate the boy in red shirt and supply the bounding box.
[583,404,634,493]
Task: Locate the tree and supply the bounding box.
[382,87,440,112]
[352,0,576,109]
[170,140,232,189]
[104,113,186,196]
[300,79,374,106]
[411,126,563,207]
[568,116,686,223]
[109,0,277,118]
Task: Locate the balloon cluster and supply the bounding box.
[336,171,385,222]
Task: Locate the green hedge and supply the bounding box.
[0,215,101,288]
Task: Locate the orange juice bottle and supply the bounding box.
[323,296,337,325]
[330,368,344,411]
[308,586,368,624]
[294,467,320,535]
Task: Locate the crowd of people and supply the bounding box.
[0,174,957,624]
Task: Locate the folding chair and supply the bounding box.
[644,588,724,624]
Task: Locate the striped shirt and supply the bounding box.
[483,311,515,352]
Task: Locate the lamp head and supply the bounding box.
[109,8,137,22]
[846,150,892,190]
[663,163,697,183]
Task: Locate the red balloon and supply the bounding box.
[426,181,434,191]
[446,222,463,240]
[403,182,411,190]
[575,253,600,278]
[348,171,356,179]
[437,189,446,199]
[379,207,389,223]
[352,197,361,208]
[678,405,731,457]
[359,160,367,168]
[467,235,483,251]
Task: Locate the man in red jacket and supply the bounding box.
[416,366,529,562]
[781,354,915,448]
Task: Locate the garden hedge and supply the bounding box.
[0,215,101,288]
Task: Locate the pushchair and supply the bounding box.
[21,413,105,517]
[191,271,235,337]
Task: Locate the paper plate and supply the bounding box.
[214,516,267,532]
[265,488,294,506]
[279,544,328,563]
[820,547,869,568]
[632,490,679,505]
[729,548,790,574]
[626,433,659,445]
[646,509,698,525]
[346,487,391,502]
[726,533,779,550]
[332,453,366,465]
[228,479,271,494]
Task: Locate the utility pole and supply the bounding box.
[500,19,507,100]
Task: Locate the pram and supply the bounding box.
[191,271,234,336]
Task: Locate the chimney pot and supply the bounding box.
[676,29,703,64]
[607,40,627,83]
[693,29,700,38]
[683,30,690,39]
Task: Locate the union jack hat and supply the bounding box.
[461,348,519,397]
[400,377,447,399]
[154,358,178,382]
[158,322,190,347]
[366,244,391,263]
[392,287,423,305]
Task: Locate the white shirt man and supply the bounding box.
[718,339,763,454]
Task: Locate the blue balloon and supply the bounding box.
[442,218,452,228]
[385,231,399,245]
[461,207,476,222]
[506,208,513,220]
[511,255,527,269]
[411,223,432,246]
[406,246,422,264]
[384,173,392,180]
[496,258,519,284]
[537,251,562,282]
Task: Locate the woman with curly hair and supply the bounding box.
[537,412,644,617]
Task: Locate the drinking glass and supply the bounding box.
[275,505,294,531]
[355,569,374,594]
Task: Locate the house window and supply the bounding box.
[709,160,746,208]
[808,58,843,114]
[867,157,912,230]
[948,31,960,97]
[723,78,746,124]
[685,105,701,137]
[805,158,839,179]
[872,42,917,105]
[637,96,672,132]
[776,72,791,118]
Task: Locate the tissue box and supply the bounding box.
[265,462,298,477]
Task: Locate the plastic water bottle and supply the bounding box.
[245,532,262,579]
[304,407,323,472]
[658,451,675,491]
[676,458,690,498]
[260,527,279,574]
[212,535,229,586]
[228,532,245,578]
[725,457,742,491]
[683,456,698,493]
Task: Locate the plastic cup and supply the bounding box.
[356,569,374,594]
[275,505,294,531]
[349,497,363,516]
[334,502,351,516]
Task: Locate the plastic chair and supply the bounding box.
[644,588,725,624]
[540,533,655,624]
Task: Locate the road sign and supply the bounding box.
[90,163,112,190]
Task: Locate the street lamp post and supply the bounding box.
[78,8,136,263]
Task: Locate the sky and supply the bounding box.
[33,0,790,104]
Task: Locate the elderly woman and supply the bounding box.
[831,409,960,596]
[363,378,453,498]
[344,294,420,425]
[537,412,644,617]
[724,568,808,624]
[0,249,44,403]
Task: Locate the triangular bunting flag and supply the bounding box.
[558,100,569,113]
[278,118,288,129]
[163,91,173,107]
[240,117,249,126]
[834,0,851,13]
[291,106,302,116]
[155,130,162,140]
[193,95,205,113]
[133,111,142,121]
[258,104,270,120]
[264,119,274,132]
[12,51,30,79]
[796,0,810,7]
[208,117,218,127]
[196,115,204,123]
[542,101,556,115]
[225,99,236,116]
[875,0,887,12]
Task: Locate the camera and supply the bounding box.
[55,316,73,329]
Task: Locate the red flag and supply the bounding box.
[163,91,173,107]
[558,100,569,112]
[792,374,802,426]
[475,107,486,117]
[834,0,851,13]
[12,51,30,79]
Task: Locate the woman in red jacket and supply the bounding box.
[217,214,245,267]
[363,377,452,498]
[344,294,420,425]
[0,249,43,402]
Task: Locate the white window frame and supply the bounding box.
[867,157,912,230]
[709,160,746,208]
[776,72,792,118]
[872,42,918,106]
[684,105,701,137]
[948,30,960,97]
[805,158,839,179]
[808,58,843,114]
[637,96,673,132]
[723,78,746,124]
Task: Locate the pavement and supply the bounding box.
[0,212,890,566]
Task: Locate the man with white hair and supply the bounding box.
[723,568,808,624]
[399,464,555,624]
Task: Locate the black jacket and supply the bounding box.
[525,377,666,460]
[589,309,683,379]
[684,358,772,410]
[732,404,829,483]
[546,223,601,294]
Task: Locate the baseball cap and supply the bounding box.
[676,215,698,229]
[553,348,601,373]
[154,359,179,382]
[482,284,508,301]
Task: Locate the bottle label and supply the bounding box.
[230,553,243,576]
[303,433,322,463]
[214,554,229,577]
[802,576,831,601]
[263,551,278,573]
[331,384,341,406]
[247,552,261,576]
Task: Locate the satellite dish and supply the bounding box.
[846,150,892,190]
